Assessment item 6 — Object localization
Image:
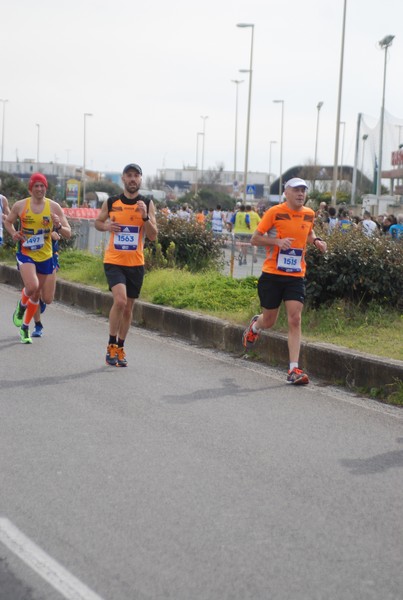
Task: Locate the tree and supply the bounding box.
[0,172,30,202]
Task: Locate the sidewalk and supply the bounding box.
[1,263,402,392]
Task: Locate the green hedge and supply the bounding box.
[153,214,224,272]
[305,231,403,309]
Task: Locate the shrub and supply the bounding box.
[144,241,176,270]
[305,230,403,309]
[155,214,224,272]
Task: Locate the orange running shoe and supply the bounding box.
[106,343,118,366]
[286,367,309,385]
[116,346,128,367]
[242,315,260,350]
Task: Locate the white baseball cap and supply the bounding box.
[284,177,308,189]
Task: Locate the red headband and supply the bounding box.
[29,173,48,191]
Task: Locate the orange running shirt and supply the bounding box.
[103,195,149,267]
[256,202,315,277]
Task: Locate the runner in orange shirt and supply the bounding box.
[95,164,157,367]
[242,178,327,384]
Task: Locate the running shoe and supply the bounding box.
[286,367,309,385]
[40,299,47,314]
[32,324,44,338]
[13,301,26,327]
[116,347,128,367]
[242,315,260,350]
[105,343,118,366]
[20,326,32,344]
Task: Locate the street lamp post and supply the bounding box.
[36,123,40,166]
[0,99,8,172]
[313,101,324,191]
[200,115,208,183]
[231,79,244,185]
[83,112,93,207]
[376,34,395,198]
[360,134,368,193]
[237,22,254,203]
[331,0,347,206]
[273,100,284,199]
[268,140,277,196]
[194,131,204,197]
[339,121,346,187]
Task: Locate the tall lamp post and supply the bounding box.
[231,79,244,185]
[83,112,93,207]
[331,0,347,206]
[194,131,204,197]
[273,100,284,199]
[376,34,395,198]
[268,140,277,196]
[0,99,8,172]
[200,115,208,183]
[237,22,254,203]
[339,120,346,187]
[313,101,324,191]
[360,134,368,193]
[36,123,40,166]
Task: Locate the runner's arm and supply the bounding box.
[50,202,72,239]
[4,201,25,242]
[251,229,294,251]
[94,200,121,233]
[142,199,158,242]
[308,230,327,253]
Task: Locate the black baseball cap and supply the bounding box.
[123,163,142,175]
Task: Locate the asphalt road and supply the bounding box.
[0,283,402,600]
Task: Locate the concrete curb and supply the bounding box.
[1,263,402,391]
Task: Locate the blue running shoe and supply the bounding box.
[40,299,47,314]
[32,324,44,338]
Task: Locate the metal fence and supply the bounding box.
[69,219,265,278]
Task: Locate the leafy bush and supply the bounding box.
[144,241,175,270]
[155,214,224,272]
[305,230,403,309]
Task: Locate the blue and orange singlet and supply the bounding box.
[19,197,53,262]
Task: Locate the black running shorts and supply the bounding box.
[104,263,145,299]
[257,273,305,310]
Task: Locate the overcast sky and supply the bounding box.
[1,0,402,182]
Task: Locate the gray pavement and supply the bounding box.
[0,263,402,393]
[0,284,403,600]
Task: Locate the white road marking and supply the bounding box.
[0,518,105,600]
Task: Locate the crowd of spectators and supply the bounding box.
[314,201,403,240]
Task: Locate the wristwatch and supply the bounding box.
[142,216,150,222]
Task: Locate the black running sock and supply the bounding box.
[109,335,117,345]
[117,338,125,348]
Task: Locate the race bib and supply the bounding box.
[277,248,303,273]
[22,233,45,251]
[113,226,139,250]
